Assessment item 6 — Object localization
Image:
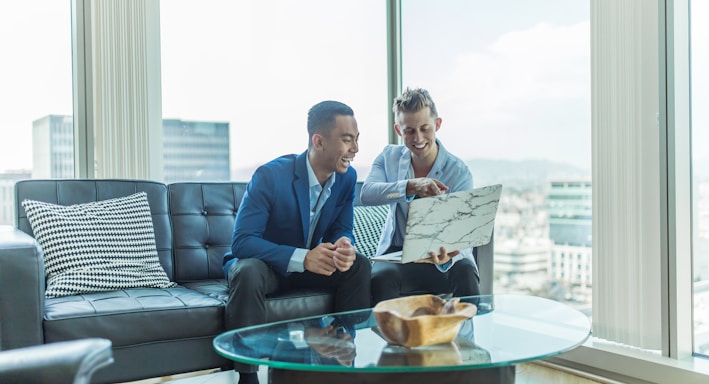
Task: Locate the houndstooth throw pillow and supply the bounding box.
[22,192,177,298]
[353,205,389,257]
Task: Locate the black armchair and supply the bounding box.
[0,338,113,384]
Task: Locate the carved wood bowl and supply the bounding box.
[372,294,478,348]
[377,342,463,366]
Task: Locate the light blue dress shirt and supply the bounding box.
[287,156,335,272]
[360,139,475,273]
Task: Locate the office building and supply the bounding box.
[494,190,551,290]
[547,179,592,301]
[32,115,74,179]
[162,119,230,183]
[31,115,230,183]
[0,171,31,225]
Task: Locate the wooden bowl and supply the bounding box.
[378,342,462,366]
[372,294,478,348]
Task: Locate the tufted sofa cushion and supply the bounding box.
[43,286,223,347]
[168,183,245,282]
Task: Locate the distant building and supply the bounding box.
[495,238,550,289]
[547,179,592,301]
[698,182,709,241]
[32,115,74,178]
[162,119,230,183]
[695,182,709,281]
[494,191,551,290]
[31,115,230,183]
[0,171,32,225]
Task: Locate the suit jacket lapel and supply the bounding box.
[398,146,411,180]
[294,152,311,247]
[313,177,337,242]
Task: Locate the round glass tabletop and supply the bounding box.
[213,294,591,373]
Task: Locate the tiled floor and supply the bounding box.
[125,362,618,384]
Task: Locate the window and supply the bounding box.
[0,1,73,224]
[692,0,709,357]
[3,0,707,381]
[401,0,591,307]
[160,0,388,182]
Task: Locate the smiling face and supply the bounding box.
[310,114,359,183]
[395,106,441,164]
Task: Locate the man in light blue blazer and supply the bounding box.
[360,88,480,304]
[223,101,371,384]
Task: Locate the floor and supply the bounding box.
[124,362,622,384]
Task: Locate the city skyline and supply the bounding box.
[2,0,596,174]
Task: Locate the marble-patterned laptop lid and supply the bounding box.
[399,184,502,263]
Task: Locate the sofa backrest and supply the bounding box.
[12,179,379,284]
[168,182,246,282]
[14,180,175,279]
[13,179,491,294]
[167,181,382,282]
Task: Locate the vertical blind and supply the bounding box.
[591,0,662,350]
[91,0,162,179]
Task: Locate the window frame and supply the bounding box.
[549,0,708,381]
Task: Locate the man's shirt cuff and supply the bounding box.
[288,248,307,272]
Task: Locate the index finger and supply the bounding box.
[337,236,352,247]
[433,179,449,191]
[416,251,439,264]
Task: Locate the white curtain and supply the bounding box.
[91,0,163,179]
[591,0,663,349]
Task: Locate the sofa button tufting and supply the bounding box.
[202,210,208,215]
[204,244,209,249]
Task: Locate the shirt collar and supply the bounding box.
[306,155,336,190]
[430,138,449,172]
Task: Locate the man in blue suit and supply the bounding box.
[223,100,371,384]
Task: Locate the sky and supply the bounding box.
[0,0,706,176]
[0,1,72,171]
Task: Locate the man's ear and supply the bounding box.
[434,117,443,131]
[394,124,403,137]
[311,134,322,150]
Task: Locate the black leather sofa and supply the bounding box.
[0,179,494,383]
[0,338,114,384]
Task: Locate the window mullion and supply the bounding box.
[662,0,693,359]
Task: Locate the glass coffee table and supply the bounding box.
[213,294,591,384]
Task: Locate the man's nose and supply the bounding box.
[414,130,424,142]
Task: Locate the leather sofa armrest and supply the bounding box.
[0,338,114,384]
[474,230,494,296]
[0,226,45,349]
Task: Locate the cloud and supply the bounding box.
[430,21,592,169]
[448,21,590,108]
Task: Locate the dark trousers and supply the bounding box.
[226,254,371,373]
[371,249,480,304]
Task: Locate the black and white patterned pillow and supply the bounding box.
[22,192,177,298]
[353,205,389,257]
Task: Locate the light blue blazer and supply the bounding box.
[360,140,474,263]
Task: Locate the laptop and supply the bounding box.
[369,184,502,263]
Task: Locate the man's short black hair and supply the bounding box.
[307,100,354,141]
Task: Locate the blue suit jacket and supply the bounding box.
[223,151,357,277]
